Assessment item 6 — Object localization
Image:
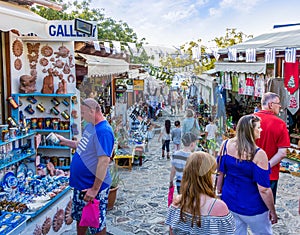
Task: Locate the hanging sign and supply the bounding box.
[287,89,299,115]
[46,20,98,41]
[133,80,144,91]
[284,61,299,94]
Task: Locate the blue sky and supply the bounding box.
[90,0,300,48]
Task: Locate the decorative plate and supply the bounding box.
[41,45,53,57]
[39,57,49,67]
[2,172,18,191]
[17,163,28,175]
[12,39,23,57]
[14,58,22,70]
[27,169,34,178]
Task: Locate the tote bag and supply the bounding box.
[190,119,199,137]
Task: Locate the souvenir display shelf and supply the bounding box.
[0,132,36,170]
[24,185,70,218]
[11,93,75,171]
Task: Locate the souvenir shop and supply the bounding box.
[215,24,300,175]
[0,2,99,233]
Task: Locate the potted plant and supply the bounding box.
[107,163,122,210]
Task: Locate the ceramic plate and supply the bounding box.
[2,172,18,191]
[27,169,34,178]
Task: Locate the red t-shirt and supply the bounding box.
[255,110,290,180]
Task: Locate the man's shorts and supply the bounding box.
[72,187,110,234]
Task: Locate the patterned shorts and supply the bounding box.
[72,187,109,234]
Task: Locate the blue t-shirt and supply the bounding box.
[70,120,114,191]
[219,146,271,216]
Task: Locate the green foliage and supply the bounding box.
[110,163,122,188]
[31,0,143,44]
[31,0,150,65]
[212,28,253,48]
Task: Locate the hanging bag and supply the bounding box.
[168,185,175,206]
[79,199,100,228]
[190,119,199,137]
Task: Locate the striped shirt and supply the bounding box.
[171,150,191,187]
[166,205,235,235]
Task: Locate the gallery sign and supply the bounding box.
[46,20,98,41]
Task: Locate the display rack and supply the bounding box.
[11,92,76,171]
[0,132,36,170]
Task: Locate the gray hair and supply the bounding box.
[261,92,279,106]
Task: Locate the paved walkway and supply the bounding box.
[106,112,300,235]
[63,110,300,234]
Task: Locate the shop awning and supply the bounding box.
[77,53,130,77]
[0,1,47,37]
[214,62,266,74]
[218,25,300,53]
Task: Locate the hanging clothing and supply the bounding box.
[254,74,265,97]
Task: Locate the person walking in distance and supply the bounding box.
[205,116,218,157]
[171,120,181,151]
[254,92,290,203]
[158,119,171,159]
[216,115,277,234]
[56,98,114,235]
[169,133,198,194]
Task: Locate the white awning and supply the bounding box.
[0,1,47,37]
[77,53,129,77]
[215,62,266,74]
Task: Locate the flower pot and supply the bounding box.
[107,186,119,210]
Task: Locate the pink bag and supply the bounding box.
[168,185,175,206]
[79,199,100,228]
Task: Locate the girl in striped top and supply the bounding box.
[166,151,235,234]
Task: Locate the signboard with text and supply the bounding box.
[133,80,144,91]
[46,20,98,41]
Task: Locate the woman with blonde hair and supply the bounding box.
[216,115,277,234]
[182,109,201,137]
[166,151,235,234]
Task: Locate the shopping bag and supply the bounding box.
[168,185,175,206]
[79,199,100,228]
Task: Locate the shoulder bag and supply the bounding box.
[213,139,228,193]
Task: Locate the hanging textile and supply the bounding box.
[284,61,299,94]
[244,74,255,96]
[224,72,232,90]
[232,73,239,92]
[228,48,237,61]
[285,48,296,63]
[287,89,299,115]
[254,74,265,97]
[265,48,275,64]
[246,48,256,62]
[104,42,111,53]
[238,73,246,95]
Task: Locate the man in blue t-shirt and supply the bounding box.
[56,98,114,235]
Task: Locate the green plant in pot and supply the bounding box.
[107,163,122,210]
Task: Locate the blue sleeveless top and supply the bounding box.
[219,141,271,216]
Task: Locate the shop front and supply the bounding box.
[215,24,300,174]
[0,2,101,233]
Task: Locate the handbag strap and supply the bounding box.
[217,139,228,168]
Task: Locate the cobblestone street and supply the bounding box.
[105,112,300,235]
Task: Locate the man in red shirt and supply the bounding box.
[255,92,290,203]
